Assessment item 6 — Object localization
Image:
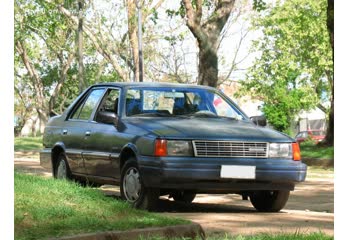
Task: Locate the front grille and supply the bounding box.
[193,141,268,158]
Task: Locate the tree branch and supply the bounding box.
[57,4,129,81]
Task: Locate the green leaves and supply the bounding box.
[238,0,332,133]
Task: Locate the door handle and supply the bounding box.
[85,131,91,136]
[62,129,68,135]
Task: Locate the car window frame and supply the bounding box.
[92,87,121,125]
[67,87,107,122]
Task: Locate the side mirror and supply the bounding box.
[96,111,118,125]
[250,115,267,127]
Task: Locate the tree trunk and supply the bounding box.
[325,89,334,146]
[324,0,334,146]
[182,0,235,87]
[198,46,219,87]
[127,0,139,82]
[78,0,84,92]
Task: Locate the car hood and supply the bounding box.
[124,117,293,142]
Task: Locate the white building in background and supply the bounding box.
[297,108,327,132]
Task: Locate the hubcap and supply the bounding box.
[123,167,141,202]
[57,159,67,179]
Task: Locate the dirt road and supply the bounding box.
[14,153,334,236]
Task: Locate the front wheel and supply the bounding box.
[120,159,159,211]
[249,190,290,212]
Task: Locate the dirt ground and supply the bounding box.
[14,152,334,236]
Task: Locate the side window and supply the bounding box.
[70,89,105,120]
[97,89,120,113]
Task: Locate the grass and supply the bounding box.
[14,172,188,240]
[142,232,333,240]
[14,136,43,151]
[300,141,334,160]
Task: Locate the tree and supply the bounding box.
[237,0,333,134]
[15,0,78,127]
[324,0,334,145]
[181,0,236,87]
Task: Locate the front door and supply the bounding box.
[82,88,122,178]
[65,87,106,174]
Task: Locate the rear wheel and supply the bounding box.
[54,153,72,180]
[120,158,159,211]
[249,190,290,212]
[171,191,196,204]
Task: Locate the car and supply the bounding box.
[295,130,325,143]
[40,82,307,212]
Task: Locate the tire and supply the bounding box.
[54,153,72,180]
[171,191,196,204]
[249,190,290,212]
[120,158,159,211]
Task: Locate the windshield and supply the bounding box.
[125,87,246,120]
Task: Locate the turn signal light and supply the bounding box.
[292,143,301,161]
[155,139,167,157]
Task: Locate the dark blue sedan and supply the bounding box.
[40,82,307,212]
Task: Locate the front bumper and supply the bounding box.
[138,156,307,192]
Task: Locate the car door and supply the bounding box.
[82,88,123,178]
[64,87,106,174]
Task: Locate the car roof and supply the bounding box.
[92,82,216,90]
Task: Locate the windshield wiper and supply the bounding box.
[132,112,171,117]
[185,111,218,118]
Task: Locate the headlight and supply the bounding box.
[154,139,193,157]
[167,140,193,156]
[269,143,292,159]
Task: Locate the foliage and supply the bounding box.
[14,0,128,135]
[237,0,333,133]
[14,172,188,240]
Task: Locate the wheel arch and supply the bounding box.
[51,142,66,177]
[119,143,138,172]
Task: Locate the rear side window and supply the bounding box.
[70,88,105,120]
